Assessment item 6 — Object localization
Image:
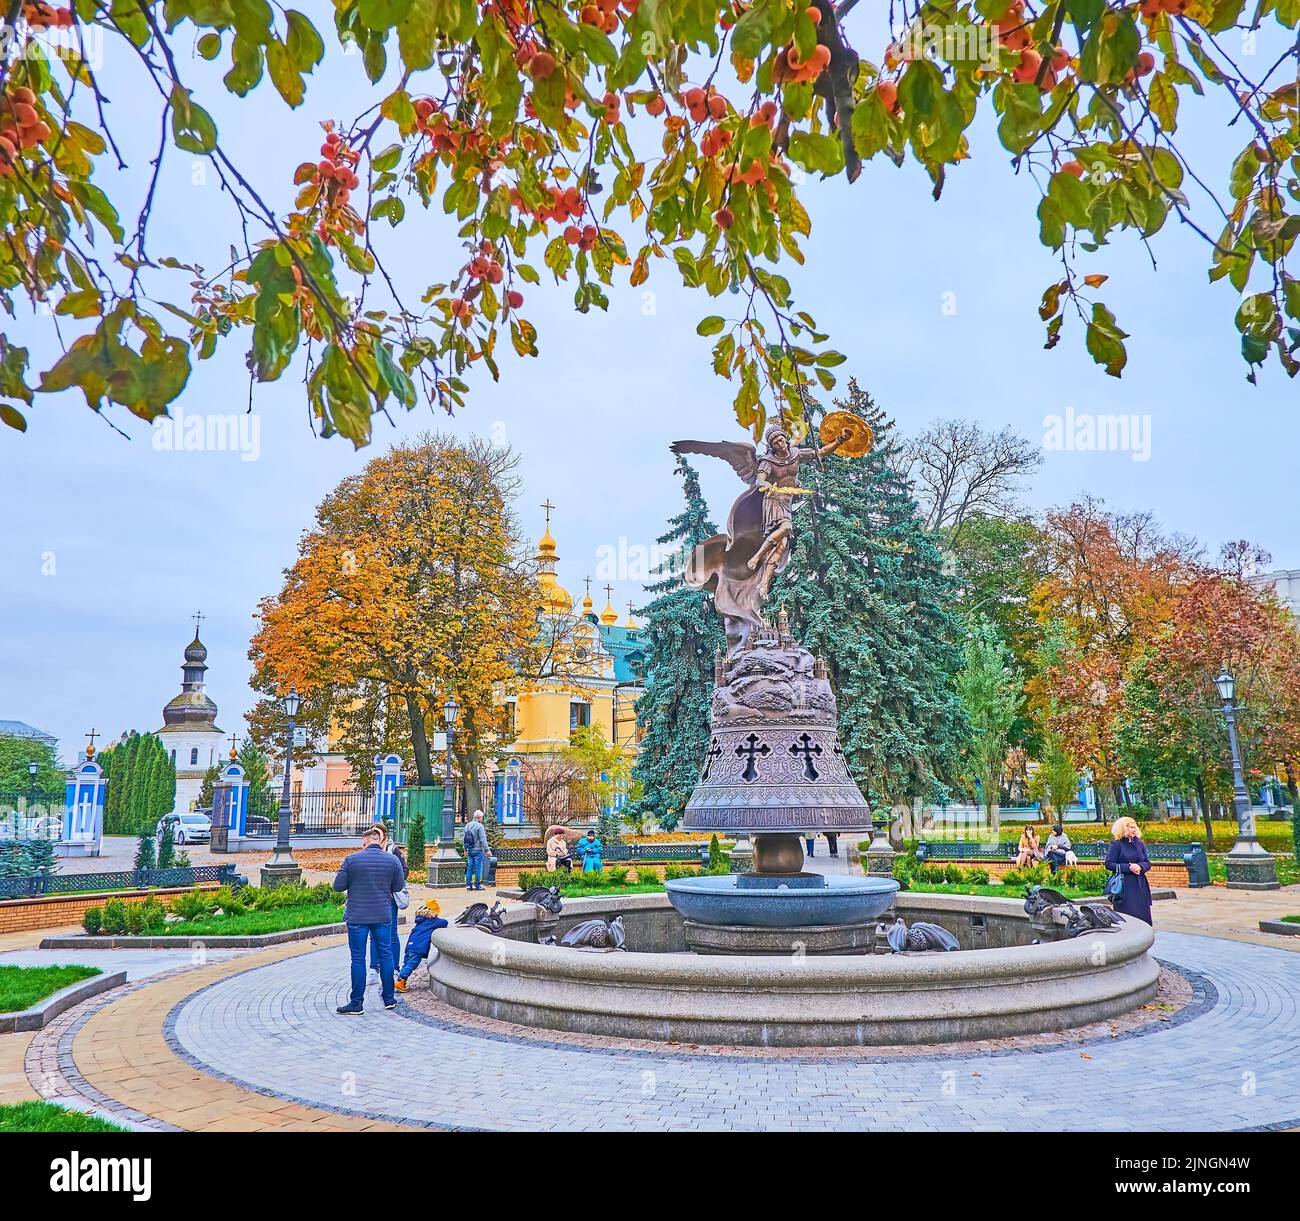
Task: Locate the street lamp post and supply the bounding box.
[427,695,465,887]
[27,760,38,807]
[1214,668,1278,891]
[260,689,304,889]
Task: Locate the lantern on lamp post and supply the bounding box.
[260,688,304,888]
[1214,668,1278,890]
[427,694,465,887]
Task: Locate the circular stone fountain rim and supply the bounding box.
[430,892,1156,986]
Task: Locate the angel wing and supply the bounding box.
[670,439,759,486]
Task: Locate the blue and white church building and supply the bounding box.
[156,627,225,814]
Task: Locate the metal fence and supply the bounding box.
[0,791,65,842]
[492,842,712,865]
[243,790,376,837]
[0,863,241,901]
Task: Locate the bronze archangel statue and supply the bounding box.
[670,420,856,654]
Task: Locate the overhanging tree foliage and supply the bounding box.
[629,456,726,831]
[3,1,1299,444]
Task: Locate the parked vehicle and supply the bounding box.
[0,814,62,841]
[157,811,212,845]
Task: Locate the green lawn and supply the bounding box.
[0,965,100,1013]
[557,882,667,899]
[143,902,345,938]
[0,1101,129,1133]
[1283,915,1299,924]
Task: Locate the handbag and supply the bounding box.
[1105,868,1124,898]
[393,886,410,910]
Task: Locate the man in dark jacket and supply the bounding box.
[333,826,406,1013]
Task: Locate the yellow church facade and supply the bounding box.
[506,515,646,761]
[289,513,647,800]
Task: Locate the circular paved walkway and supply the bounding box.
[165,931,1300,1131]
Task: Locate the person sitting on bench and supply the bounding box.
[1044,824,1073,874]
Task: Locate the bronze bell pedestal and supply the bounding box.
[665,618,898,953]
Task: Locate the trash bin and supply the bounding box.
[210,824,229,853]
[1183,844,1210,888]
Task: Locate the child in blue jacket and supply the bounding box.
[394,899,449,992]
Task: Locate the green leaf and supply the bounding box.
[396,0,435,70]
[170,85,217,154]
[787,130,844,177]
[358,0,413,30]
[731,0,776,59]
[697,315,726,337]
[266,40,305,106]
[197,32,221,60]
[285,10,324,70]
[1149,71,1178,132]
[1085,302,1128,377]
[371,143,403,173]
[0,404,27,431]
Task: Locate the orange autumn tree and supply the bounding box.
[1029,497,1196,819]
[1151,556,1300,806]
[249,433,543,808]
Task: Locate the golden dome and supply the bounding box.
[535,510,572,615]
[599,599,618,626]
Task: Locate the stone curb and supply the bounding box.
[38,916,405,951]
[1259,919,1300,936]
[0,970,128,1033]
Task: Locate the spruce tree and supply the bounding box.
[133,830,156,871]
[771,379,968,806]
[628,457,727,831]
[197,762,221,810]
[238,739,274,819]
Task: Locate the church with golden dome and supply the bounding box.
[504,503,647,760]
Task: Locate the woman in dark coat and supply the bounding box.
[1104,816,1153,925]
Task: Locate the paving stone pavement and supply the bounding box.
[166,930,1300,1131]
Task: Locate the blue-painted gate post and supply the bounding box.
[500,758,523,825]
[218,761,249,835]
[373,754,403,825]
[62,760,105,857]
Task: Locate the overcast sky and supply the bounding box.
[3,15,1297,762]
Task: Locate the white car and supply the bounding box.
[159,812,212,845]
[0,815,62,841]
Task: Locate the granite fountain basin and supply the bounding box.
[665,872,900,928]
[426,892,1160,1047]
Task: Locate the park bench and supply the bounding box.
[914,839,1205,887]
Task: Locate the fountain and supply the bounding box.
[426,418,1159,1046]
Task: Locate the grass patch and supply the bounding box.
[1282,915,1299,924]
[0,1101,128,1133]
[0,964,100,1013]
[117,903,344,939]
[557,882,666,899]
